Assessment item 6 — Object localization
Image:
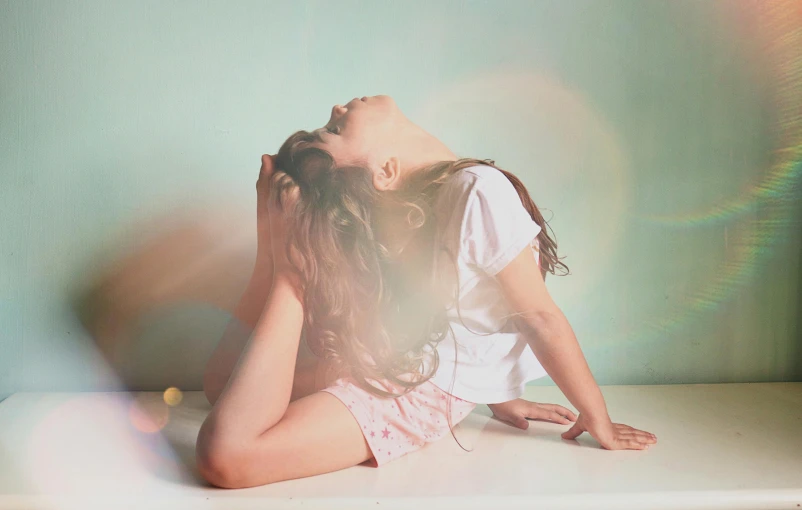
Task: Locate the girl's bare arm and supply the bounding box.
[203,152,282,405]
[493,246,656,450]
[198,271,306,460]
[202,263,273,405]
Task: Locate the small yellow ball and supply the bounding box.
[163,387,183,407]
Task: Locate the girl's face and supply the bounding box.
[308,95,405,170]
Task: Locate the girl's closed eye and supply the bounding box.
[327,124,341,135]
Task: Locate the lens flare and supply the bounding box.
[129,394,170,434]
[19,394,188,497]
[414,69,630,309]
[633,1,802,340]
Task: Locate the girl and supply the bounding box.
[197,95,656,489]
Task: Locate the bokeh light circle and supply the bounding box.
[413,69,631,309]
[163,387,183,407]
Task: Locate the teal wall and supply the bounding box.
[2,0,800,401]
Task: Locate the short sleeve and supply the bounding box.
[460,169,542,276]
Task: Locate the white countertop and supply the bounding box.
[1,383,800,510]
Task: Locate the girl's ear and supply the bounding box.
[373,156,402,191]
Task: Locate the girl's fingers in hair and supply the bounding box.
[259,154,275,179]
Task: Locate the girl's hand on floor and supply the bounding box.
[561,413,657,450]
[488,398,577,429]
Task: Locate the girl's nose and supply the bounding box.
[331,104,346,119]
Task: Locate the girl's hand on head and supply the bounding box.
[561,413,657,450]
[256,154,276,264]
[488,398,577,430]
[256,154,301,275]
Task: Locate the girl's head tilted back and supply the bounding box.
[278,95,459,192]
[269,95,568,398]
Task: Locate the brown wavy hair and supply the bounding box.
[270,129,569,401]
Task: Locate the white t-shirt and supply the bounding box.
[420,164,549,404]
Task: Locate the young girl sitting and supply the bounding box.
[197,95,657,489]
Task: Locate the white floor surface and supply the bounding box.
[0,383,800,510]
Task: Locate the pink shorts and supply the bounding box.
[320,376,477,467]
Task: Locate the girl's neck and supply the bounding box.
[396,124,459,175]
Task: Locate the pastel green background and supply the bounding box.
[2,0,800,402]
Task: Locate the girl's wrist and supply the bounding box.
[573,386,610,424]
[272,269,304,299]
[582,407,611,425]
[254,251,274,276]
[231,266,274,328]
[251,263,274,285]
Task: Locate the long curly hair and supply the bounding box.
[270,129,569,400]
